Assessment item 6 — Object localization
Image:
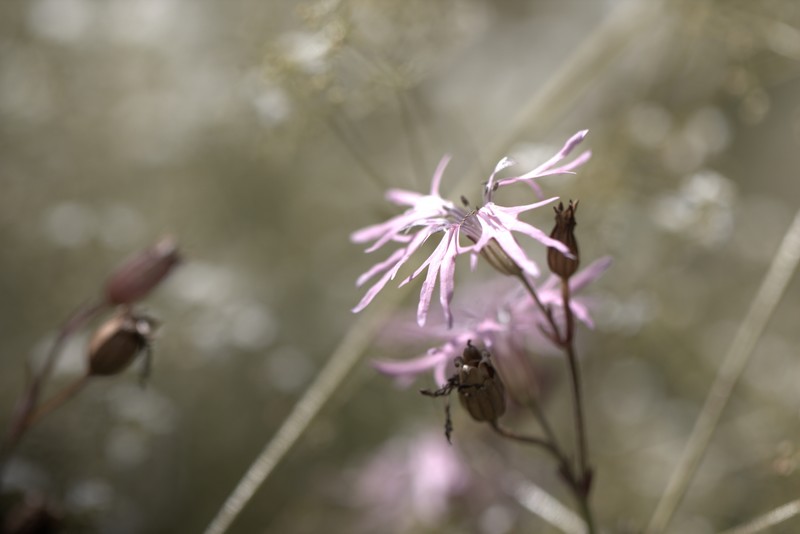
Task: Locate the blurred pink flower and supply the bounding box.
[352,131,591,327]
[349,431,470,533]
[373,257,612,387]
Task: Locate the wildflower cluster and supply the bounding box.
[352,130,591,328]
[351,130,608,533]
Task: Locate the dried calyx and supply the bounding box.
[456,342,506,423]
[88,309,158,381]
[548,200,580,279]
[421,341,506,442]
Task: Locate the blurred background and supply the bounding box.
[1,0,800,533]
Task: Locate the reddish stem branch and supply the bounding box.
[1,301,105,483]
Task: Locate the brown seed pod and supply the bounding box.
[455,342,506,422]
[88,310,157,381]
[105,236,181,305]
[548,200,580,279]
[421,341,506,442]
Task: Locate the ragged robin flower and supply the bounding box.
[372,256,611,387]
[352,131,591,327]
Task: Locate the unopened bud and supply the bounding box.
[105,236,180,305]
[88,311,157,377]
[547,200,579,279]
[3,495,61,534]
[456,342,506,422]
[481,239,523,277]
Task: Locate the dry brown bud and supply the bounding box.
[105,236,180,305]
[88,311,157,378]
[547,200,580,279]
[420,342,508,442]
[456,342,506,422]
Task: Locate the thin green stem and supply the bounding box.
[645,209,800,533]
[718,498,800,534]
[202,296,397,534]
[509,476,587,534]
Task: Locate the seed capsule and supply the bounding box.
[548,200,580,279]
[105,236,181,305]
[455,342,506,422]
[88,311,157,379]
[421,341,507,442]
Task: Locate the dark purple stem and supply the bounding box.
[0,301,105,484]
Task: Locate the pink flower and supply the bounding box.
[352,131,591,327]
[348,431,470,533]
[372,257,612,386]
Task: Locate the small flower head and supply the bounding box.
[105,236,181,305]
[352,132,590,327]
[548,200,580,279]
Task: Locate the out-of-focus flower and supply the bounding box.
[105,236,181,305]
[373,257,612,387]
[348,431,469,533]
[352,131,590,327]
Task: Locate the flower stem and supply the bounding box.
[645,209,800,533]
[527,399,563,457]
[491,418,596,534]
[0,301,105,485]
[202,298,396,534]
[561,280,589,481]
[489,420,560,462]
[26,375,91,429]
[514,273,595,532]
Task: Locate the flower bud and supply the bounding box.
[480,239,523,277]
[88,311,157,377]
[105,236,180,305]
[456,342,506,422]
[547,200,579,279]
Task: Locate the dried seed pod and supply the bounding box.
[421,341,506,442]
[105,236,181,305]
[88,310,157,380]
[547,200,580,279]
[455,342,506,422]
